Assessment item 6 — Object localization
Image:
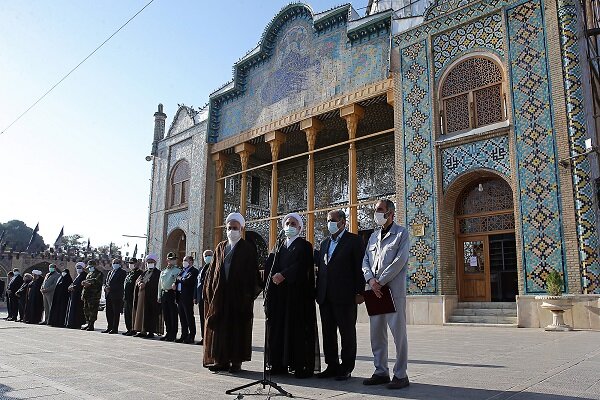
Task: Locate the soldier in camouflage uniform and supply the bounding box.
[81,260,103,331]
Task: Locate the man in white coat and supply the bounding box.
[361,199,410,389]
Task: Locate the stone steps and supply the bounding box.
[447,302,517,326]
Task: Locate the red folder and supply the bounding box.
[363,286,396,316]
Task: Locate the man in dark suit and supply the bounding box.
[316,210,365,380]
[176,254,199,344]
[7,269,23,321]
[102,258,127,334]
[193,249,213,345]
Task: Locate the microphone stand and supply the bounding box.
[226,231,292,397]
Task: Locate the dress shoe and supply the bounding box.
[335,371,352,381]
[269,366,287,375]
[229,363,242,373]
[184,338,195,344]
[108,330,118,334]
[122,331,131,336]
[208,364,229,372]
[16,319,23,322]
[6,317,15,321]
[86,325,95,331]
[175,337,185,343]
[294,369,313,379]
[159,336,167,341]
[363,374,390,386]
[316,367,338,379]
[387,376,410,389]
[165,337,175,342]
[101,329,111,333]
[38,321,47,325]
[134,332,147,338]
[81,324,89,330]
[127,331,137,336]
[145,333,155,339]
[195,339,204,345]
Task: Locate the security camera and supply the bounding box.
[145,155,153,162]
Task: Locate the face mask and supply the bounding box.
[284,226,298,238]
[203,256,213,265]
[112,264,121,270]
[61,271,67,277]
[129,264,136,269]
[147,263,155,269]
[49,267,55,273]
[327,221,339,235]
[14,272,20,276]
[76,268,83,273]
[182,261,190,268]
[227,229,241,242]
[374,212,387,226]
[88,267,95,272]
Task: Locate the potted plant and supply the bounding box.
[535,270,574,331]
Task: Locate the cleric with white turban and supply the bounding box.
[282,212,303,248]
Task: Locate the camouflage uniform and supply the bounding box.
[81,269,103,326]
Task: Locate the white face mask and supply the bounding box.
[374,212,387,226]
[284,226,298,238]
[76,268,83,273]
[88,267,95,272]
[14,272,20,276]
[227,229,241,242]
[147,263,155,269]
[327,221,340,235]
[112,264,121,270]
[182,261,190,268]
[61,271,67,277]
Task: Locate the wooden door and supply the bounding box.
[458,236,491,302]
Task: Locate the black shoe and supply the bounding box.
[363,374,390,386]
[122,331,130,336]
[269,366,287,375]
[317,367,338,379]
[108,330,118,334]
[38,321,47,325]
[159,337,167,341]
[134,332,147,338]
[165,337,175,342]
[175,337,185,343]
[208,364,229,372]
[387,376,410,389]
[145,333,155,339]
[335,371,352,381]
[101,329,111,333]
[86,325,95,331]
[184,337,195,344]
[195,339,203,345]
[6,317,14,321]
[294,369,313,379]
[81,324,88,330]
[229,363,242,373]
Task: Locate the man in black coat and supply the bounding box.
[102,258,127,334]
[176,255,199,344]
[7,269,23,321]
[315,210,365,381]
[122,258,143,336]
[194,249,213,345]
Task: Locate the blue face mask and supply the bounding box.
[284,226,298,238]
[88,267,95,273]
[203,256,213,265]
[49,267,55,273]
[112,264,121,270]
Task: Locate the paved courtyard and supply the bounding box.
[1,306,599,400]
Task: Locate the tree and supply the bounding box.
[60,234,86,253]
[0,220,47,252]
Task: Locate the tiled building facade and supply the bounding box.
[147,0,600,328]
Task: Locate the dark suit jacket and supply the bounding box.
[177,266,199,302]
[316,230,365,305]
[194,264,208,303]
[8,274,23,294]
[105,268,126,300]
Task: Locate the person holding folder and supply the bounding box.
[361,199,410,390]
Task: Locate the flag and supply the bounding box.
[0,229,5,244]
[132,244,138,258]
[26,223,39,252]
[54,227,64,248]
[108,242,113,256]
[86,238,91,251]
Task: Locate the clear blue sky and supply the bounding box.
[0,0,364,255]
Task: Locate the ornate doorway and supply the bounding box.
[164,229,187,262]
[455,178,517,302]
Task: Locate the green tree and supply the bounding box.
[0,220,47,252]
[60,234,86,252]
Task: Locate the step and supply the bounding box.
[443,322,518,328]
[448,315,518,324]
[457,302,517,309]
[452,308,517,317]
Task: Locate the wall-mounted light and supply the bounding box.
[478,183,484,192]
[559,138,598,168]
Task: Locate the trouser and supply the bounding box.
[18,298,26,320]
[176,294,196,339]
[8,294,18,318]
[124,298,134,331]
[369,297,408,379]
[198,302,205,339]
[319,300,358,372]
[83,299,100,324]
[161,290,178,339]
[43,293,53,323]
[105,295,123,332]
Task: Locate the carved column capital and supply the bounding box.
[340,104,365,140]
[265,130,286,161]
[212,152,228,179]
[300,118,323,151]
[234,142,256,170]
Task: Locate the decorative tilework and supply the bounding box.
[166,210,189,236]
[424,0,474,20]
[401,41,437,294]
[432,13,504,79]
[441,135,510,190]
[557,0,600,293]
[506,0,567,293]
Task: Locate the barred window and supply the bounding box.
[441,57,506,135]
[170,160,190,208]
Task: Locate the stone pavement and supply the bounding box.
[1,306,599,400]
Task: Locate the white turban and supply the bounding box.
[75,262,85,268]
[32,270,42,276]
[226,212,246,228]
[282,212,304,231]
[146,254,158,262]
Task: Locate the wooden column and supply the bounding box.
[234,142,255,218]
[300,117,323,244]
[340,104,365,233]
[212,152,227,248]
[265,131,286,249]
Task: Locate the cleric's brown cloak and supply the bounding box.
[203,238,260,366]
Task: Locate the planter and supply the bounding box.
[534,295,575,331]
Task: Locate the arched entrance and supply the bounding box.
[455,178,518,302]
[164,229,187,262]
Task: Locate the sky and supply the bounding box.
[0,0,365,255]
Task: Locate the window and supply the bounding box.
[250,176,261,205]
[169,160,190,208]
[440,57,506,135]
